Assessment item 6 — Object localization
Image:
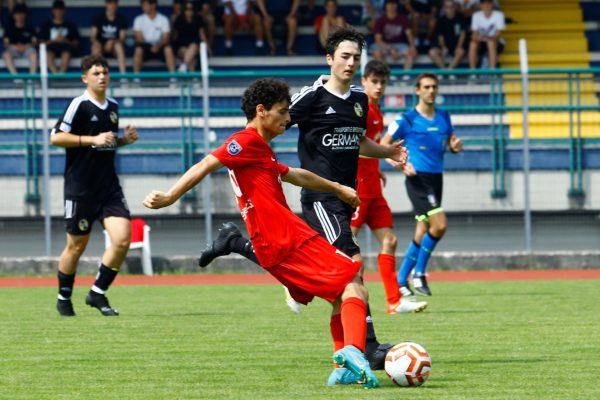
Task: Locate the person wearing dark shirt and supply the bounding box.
[428,0,466,70]
[171,0,216,55]
[172,0,208,71]
[91,0,128,75]
[2,3,37,75]
[39,0,80,74]
[405,0,438,48]
[51,55,138,317]
[370,0,416,71]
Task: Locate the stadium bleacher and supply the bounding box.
[0,0,599,182]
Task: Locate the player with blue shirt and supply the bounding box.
[381,72,463,296]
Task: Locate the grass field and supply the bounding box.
[1,278,599,400]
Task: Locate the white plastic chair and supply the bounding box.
[104,218,153,276]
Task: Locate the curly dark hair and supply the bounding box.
[324,26,365,57]
[81,54,109,74]
[241,78,291,121]
[363,59,390,79]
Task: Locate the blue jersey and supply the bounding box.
[386,108,454,173]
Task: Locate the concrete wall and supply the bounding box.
[2,169,599,217]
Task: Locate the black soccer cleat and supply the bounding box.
[85,292,119,316]
[198,222,242,267]
[56,299,76,317]
[366,343,394,370]
[413,274,432,296]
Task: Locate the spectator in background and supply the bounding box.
[361,0,385,32]
[133,0,176,76]
[0,0,27,29]
[405,0,438,48]
[370,0,416,72]
[468,0,504,70]
[91,0,128,76]
[2,3,37,76]
[454,0,480,21]
[172,0,209,71]
[40,0,81,74]
[428,0,466,70]
[314,0,347,53]
[222,0,264,56]
[171,0,216,55]
[255,0,299,56]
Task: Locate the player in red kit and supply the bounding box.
[351,59,428,314]
[143,78,380,388]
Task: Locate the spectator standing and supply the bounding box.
[468,0,504,69]
[222,0,265,55]
[255,0,299,55]
[2,3,37,76]
[428,0,466,70]
[39,0,81,74]
[133,0,176,75]
[314,0,347,53]
[91,0,128,76]
[370,0,416,71]
[405,0,438,48]
[172,0,209,71]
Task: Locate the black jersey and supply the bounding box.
[51,91,122,202]
[289,75,368,202]
[92,12,128,43]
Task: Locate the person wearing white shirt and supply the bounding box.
[133,0,176,74]
[468,0,504,69]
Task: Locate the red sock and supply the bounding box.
[341,297,367,352]
[378,253,400,304]
[330,314,344,353]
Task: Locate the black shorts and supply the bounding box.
[47,43,74,56]
[405,173,443,221]
[301,199,360,257]
[64,190,131,235]
[477,40,505,56]
[138,43,169,61]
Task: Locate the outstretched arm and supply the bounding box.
[143,155,223,209]
[359,136,407,165]
[282,167,360,208]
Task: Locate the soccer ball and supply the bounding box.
[384,342,431,387]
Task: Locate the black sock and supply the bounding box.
[229,236,260,265]
[58,271,75,300]
[365,304,380,356]
[92,264,119,293]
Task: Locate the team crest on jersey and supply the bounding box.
[110,111,118,124]
[353,102,363,117]
[227,140,243,155]
[78,219,89,232]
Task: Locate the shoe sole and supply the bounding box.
[333,352,380,389]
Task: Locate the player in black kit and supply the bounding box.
[51,54,138,317]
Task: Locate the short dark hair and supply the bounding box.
[81,54,109,74]
[12,3,28,14]
[363,59,390,79]
[52,0,65,9]
[241,78,290,121]
[415,72,438,88]
[324,26,365,57]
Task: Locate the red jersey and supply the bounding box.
[356,102,384,198]
[212,127,319,268]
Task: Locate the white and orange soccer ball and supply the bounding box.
[384,342,432,387]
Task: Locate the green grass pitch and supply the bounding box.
[1,279,599,399]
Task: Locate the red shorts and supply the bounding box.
[350,196,393,230]
[268,236,361,305]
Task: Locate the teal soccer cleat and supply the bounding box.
[332,345,380,389]
[327,367,360,386]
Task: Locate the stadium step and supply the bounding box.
[503,38,588,53]
[507,111,600,139]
